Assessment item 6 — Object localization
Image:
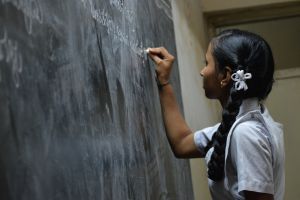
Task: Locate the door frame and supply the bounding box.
[204,1,300,38]
[274,67,300,80]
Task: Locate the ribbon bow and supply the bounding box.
[231,70,252,91]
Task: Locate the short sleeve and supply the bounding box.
[194,123,220,157]
[230,120,274,195]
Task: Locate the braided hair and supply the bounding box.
[205,29,275,181]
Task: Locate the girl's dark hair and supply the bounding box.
[205,29,275,181]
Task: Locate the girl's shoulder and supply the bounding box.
[231,105,283,140]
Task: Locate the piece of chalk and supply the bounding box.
[145,48,150,54]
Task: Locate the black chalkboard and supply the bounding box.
[0,0,193,199]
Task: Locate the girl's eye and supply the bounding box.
[205,60,208,66]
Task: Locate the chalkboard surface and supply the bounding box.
[0,0,194,199]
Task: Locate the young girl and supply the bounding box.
[147,29,285,200]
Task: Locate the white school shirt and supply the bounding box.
[194,98,285,200]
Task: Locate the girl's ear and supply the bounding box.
[220,66,232,88]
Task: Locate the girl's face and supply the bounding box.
[200,44,224,99]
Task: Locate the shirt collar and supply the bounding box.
[236,98,261,119]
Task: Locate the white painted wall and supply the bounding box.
[172,1,220,199]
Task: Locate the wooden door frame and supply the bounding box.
[204,1,300,38]
[275,67,300,80]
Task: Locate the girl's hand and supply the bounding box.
[147,47,175,85]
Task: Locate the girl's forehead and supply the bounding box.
[206,44,214,58]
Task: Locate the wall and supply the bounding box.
[266,69,300,199]
[172,1,220,199]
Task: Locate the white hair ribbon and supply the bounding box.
[231,70,252,91]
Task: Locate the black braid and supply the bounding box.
[205,87,243,181]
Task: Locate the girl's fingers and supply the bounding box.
[148,47,173,60]
[147,47,174,84]
[148,53,163,65]
[148,47,162,55]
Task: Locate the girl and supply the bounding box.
[147,29,285,200]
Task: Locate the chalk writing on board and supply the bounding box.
[81,0,145,57]
[109,0,135,23]
[0,29,23,87]
[0,0,193,199]
[155,0,172,19]
[91,9,144,55]
[0,0,43,34]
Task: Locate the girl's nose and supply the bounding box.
[200,69,204,77]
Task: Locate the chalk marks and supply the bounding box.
[154,0,172,19]
[0,31,5,61]
[0,0,43,34]
[109,0,134,23]
[109,0,125,8]
[80,0,145,57]
[92,9,144,56]
[0,29,23,87]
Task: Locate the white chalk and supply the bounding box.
[140,48,150,57]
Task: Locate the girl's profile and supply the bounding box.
[147,29,285,200]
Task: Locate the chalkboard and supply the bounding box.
[0,0,194,199]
